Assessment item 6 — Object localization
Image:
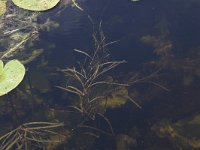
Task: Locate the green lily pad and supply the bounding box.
[12,0,60,11]
[0,60,25,96]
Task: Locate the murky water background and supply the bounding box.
[1,0,200,149]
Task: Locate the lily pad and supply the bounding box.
[12,0,60,11]
[0,60,25,96]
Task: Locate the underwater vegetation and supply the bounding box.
[0,0,200,149]
[0,1,75,149]
[152,113,200,149]
[57,24,141,135]
[0,122,64,149]
[0,1,144,149]
[0,0,59,63]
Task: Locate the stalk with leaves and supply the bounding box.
[57,25,141,135]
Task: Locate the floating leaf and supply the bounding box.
[12,0,60,11]
[0,60,25,96]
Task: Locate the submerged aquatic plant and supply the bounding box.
[57,24,141,135]
[0,1,59,63]
[0,122,65,149]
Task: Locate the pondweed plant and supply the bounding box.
[57,24,141,135]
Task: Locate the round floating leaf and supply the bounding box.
[0,60,25,96]
[12,0,60,11]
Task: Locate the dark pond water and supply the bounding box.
[1,0,200,149]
